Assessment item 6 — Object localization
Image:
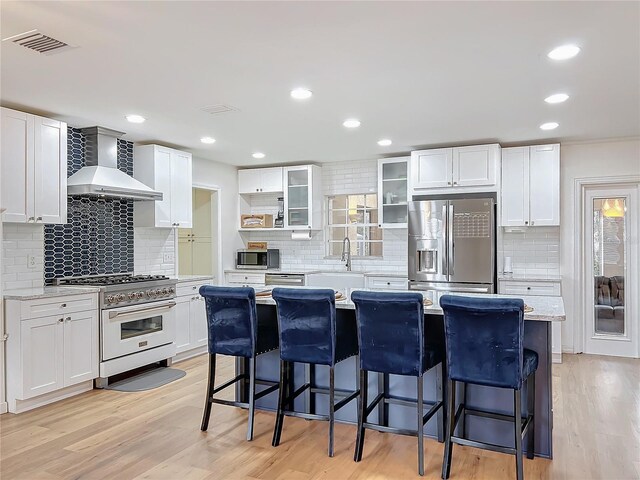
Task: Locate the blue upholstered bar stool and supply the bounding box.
[199,286,280,440]
[439,295,537,480]
[271,288,360,457]
[351,291,445,476]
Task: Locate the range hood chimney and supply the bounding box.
[67,127,162,201]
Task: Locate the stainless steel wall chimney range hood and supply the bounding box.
[67,127,162,201]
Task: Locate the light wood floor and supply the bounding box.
[1,353,638,480]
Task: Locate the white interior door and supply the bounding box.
[584,185,639,358]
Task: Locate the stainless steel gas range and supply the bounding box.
[55,273,178,387]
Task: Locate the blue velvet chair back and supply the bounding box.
[439,295,525,389]
[351,291,426,376]
[272,288,336,366]
[199,286,257,358]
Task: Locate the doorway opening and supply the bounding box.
[582,183,638,358]
[178,187,220,281]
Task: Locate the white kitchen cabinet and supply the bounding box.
[1,107,67,224]
[498,278,562,363]
[238,167,283,194]
[225,271,266,286]
[134,144,193,228]
[284,165,322,230]
[378,157,409,228]
[410,144,499,195]
[5,293,99,413]
[365,275,408,290]
[501,144,560,227]
[174,279,213,359]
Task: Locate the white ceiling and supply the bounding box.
[1,1,638,166]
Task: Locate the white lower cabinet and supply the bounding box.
[498,279,563,363]
[225,271,266,286]
[5,293,99,413]
[365,276,408,290]
[174,278,213,360]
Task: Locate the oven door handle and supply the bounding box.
[108,301,177,319]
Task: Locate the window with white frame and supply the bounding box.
[326,194,382,257]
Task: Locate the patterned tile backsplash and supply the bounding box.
[43,127,135,282]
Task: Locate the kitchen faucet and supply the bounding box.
[341,236,352,272]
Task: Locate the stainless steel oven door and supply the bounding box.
[101,299,176,361]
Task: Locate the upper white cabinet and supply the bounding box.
[378,157,409,228]
[134,145,193,228]
[410,144,499,195]
[1,107,67,224]
[284,165,322,230]
[238,167,283,194]
[501,144,560,226]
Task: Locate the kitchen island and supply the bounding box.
[233,289,565,459]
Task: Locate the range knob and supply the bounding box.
[106,295,115,304]
[161,288,169,295]
[117,294,126,302]
[154,289,162,296]
[169,287,176,294]
[128,292,137,300]
[136,292,144,300]
[147,290,155,298]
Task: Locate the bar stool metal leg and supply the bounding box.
[328,366,335,457]
[527,373,535,460]
[514,389,524,480]
[417,373,425,476]
[442,379,456,479]
[354,369,367,462]
[201,353,216,431]
[247,357,256,441]
[460,382,467,439]
[272,359,287,447]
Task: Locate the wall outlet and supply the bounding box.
[163,252,174,263]
[27,255,37,268]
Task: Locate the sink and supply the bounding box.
[306,272,365,289]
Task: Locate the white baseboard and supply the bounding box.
[8,381,93,414]
[0,401,8,414]
[552,352,563,364]
[173,346,207,363]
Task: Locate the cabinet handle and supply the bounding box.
[447,182,452,186]
[453,182,458,185]
[28,217,35,223]
[192,286,197,290]
[527,287,531,290]
[525,221,529,225]
[256,189,259,192]
[60,303,67,307]
[58,318,64,323]
[386,282,391,286]
[65,316,71,321]
[531,221,535,226]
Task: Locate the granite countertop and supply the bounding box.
[172,275,216,283]
[225,269,321,275]
[498,274,562,282]
[362,272,408,278]
[254,287,565,322]
[3,286,102,300]
[225,269,407,277]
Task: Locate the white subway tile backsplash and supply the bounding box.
[2,223,45,291]
[499,226,560,277]
[134,227,175,276]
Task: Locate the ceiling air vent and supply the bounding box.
[201,104,239,115]
[3,30,75,55]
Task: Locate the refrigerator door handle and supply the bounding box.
[442,204,449,277]
[448,204,455,276]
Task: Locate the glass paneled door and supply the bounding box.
[585,186,639,358]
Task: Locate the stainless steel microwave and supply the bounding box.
[236,249,280,270]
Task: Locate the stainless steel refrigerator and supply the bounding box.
[408,195,496,297]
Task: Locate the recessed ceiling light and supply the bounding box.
[200,136,216,144]
[290,88,313,100]
[540,122,559,130]
[377,139,392,146]
[547,44,580,60]
[544,93,569,104]
[343,119,361,128]
[252,152,265,159]
[126,114,145,123]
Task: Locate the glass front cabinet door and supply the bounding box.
[377,157,409,228]
[284,165,322,230]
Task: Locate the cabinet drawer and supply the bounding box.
[21,294,97,319]
[499,281,561,297]
[177,279,214,298]
[367,277,408,290]
[226,272,266,285]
